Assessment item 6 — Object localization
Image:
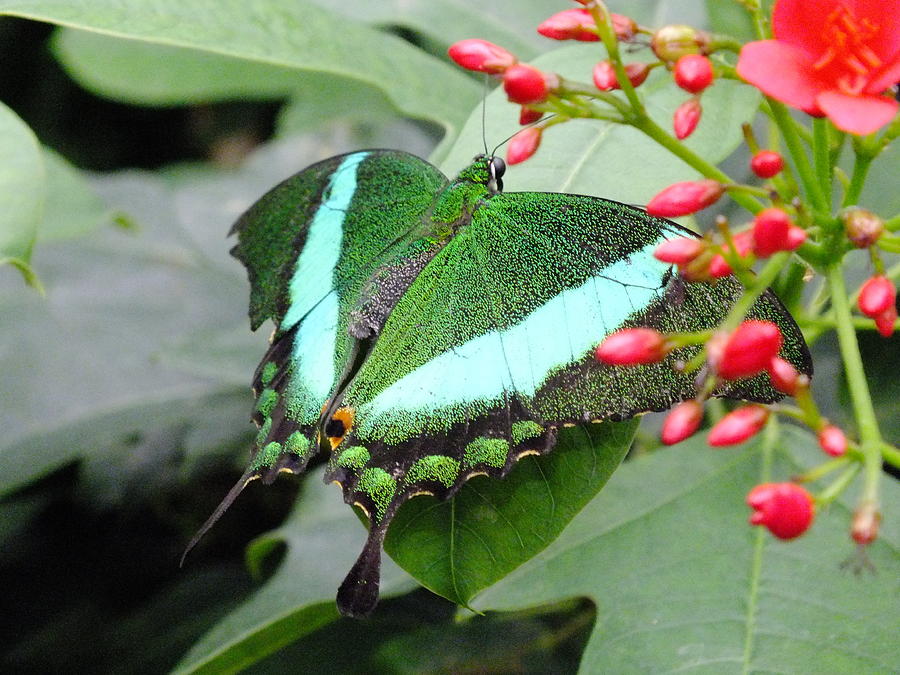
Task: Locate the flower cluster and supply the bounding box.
[448,0,899,549]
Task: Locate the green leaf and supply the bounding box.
[172,467,416,675]
[52,28,307,105]
[1,0,478,143]
[473,426,899,672]
[439,45,759,207]
[0,100,44,286]
[38,147,109,241]
[385,420,638,607]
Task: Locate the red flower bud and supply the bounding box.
[709,230,753,277]
[716,320,783,380]
[707,405,769,446]
[673,98,702,139]
[537,8,599,42]
[661,400,703,445]
[645,179,724,217]
[592,61,649,91]
[592,61,618,90]
[651,24,709,63]
[595,328,668,366]
[506,126,542,165]
[503,64,552,104]
[519,107,543,125]
[817,425,847,457]
[448,39,516,74]
[654,236,705,265]
[747,482,815,540]
[785,225,807,250]
[874,305,897,338]
[842,207,884,248]
[750,150,784,178]
[851,501,880,546]
[858,275,896,318]
[752,208,795,257]
[673,54,714,94]
[768,356,803,395]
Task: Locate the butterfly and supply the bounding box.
[185,149,811,618]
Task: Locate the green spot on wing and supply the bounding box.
[357,468,396,520]
[255,417,272,447]
[260,362,277,387]
[511,421,544,446]
[404,455,460,488]
[284,431,310,457]
[336,445,371,470]
[255,388,278,417]
[251,441,283,470]
[462,438,509,469]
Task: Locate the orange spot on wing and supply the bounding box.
[327,406,356,450]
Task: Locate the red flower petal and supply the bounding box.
[867,58,900,94]
[816,90,899,135]
[772,0,840,56]
[737,40,824,114]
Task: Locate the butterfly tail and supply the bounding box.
[180,468,258,567]
[336,518,388,618]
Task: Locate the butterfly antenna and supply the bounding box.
[481,74,490,157]
[180,468,258,567]
[490,113,556,158]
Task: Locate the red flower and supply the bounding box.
[818,425,848,456]
[750,150,785,178]
[448,39,517,74]
[875,304,897,337]
[653,236,705,265]
[506,127,542,165]
[645,179,724,217]
[716,320,783,380]
[747,482,815,539]
[707,405,769,446]
[752,207,804,257]
[858,275,896,317]
[503,64,552,104]
[519,107,543,126]
[592,61,650,91]
[736,0,900,135]
[768,356,803,395]
[673,98,702,139]
[661,400,704,445]
[537,8,599,42]
[673,54,714,93]
[595,328,668,366]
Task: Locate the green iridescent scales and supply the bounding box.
[190,149,812,620]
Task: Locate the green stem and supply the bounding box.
[825,265,883,510]
[591,3,643,112]
[817,463,862,506]
[842,151,874,207]
[720,252,791,332]
[812,118,833,208]
[883,443,900,470]
[768,101,829,214]
[634,117,765,213]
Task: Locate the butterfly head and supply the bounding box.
[461,154,505,195]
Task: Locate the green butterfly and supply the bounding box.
[186,150,811,617]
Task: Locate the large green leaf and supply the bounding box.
[172,467,416,675]
[38,147,109,242]
[0,100,44,286]
[473,425,899,673]
[439,45,760,207]
[386,420,638,607]
[0,0,478,146]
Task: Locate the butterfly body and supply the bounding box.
[189,149,811,617]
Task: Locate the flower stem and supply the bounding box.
[812,118,833,207]
[842,151,874,207]
[768,101,829,214]
[825,264,883,513]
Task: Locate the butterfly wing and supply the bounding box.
[185,150,449,555]
[326,191,811,615]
